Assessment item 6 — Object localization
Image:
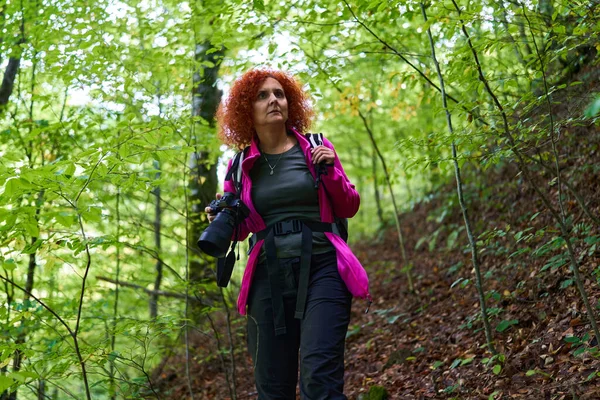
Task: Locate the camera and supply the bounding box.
[197,192,250,258]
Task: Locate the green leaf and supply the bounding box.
[573,346,586,356]
[81,206,103,223]
[460,357,474,366]
[559,279,573,289]
[55,211,77,228]
[584,96,600,118]
[22,222,40,237]
[0,376,13,392]
[446,229,459,250]
[0,214,16,232]
[12,371,37,380]
[22,239,43,255]
[541,253,568,272]
[428,229,440,252]
[4,178,20,197]
[529,212,541,221]
[585,371,598,381]
[64,162,76,178]
[451,277,464,289]
[387,314,402,324]
[108,351,120,362]
[488,390,502,400]
[492,364,501,374]
[415,236,428,250]
[496,319,518,332]
[253,0,264,11]
[1,259,16,272]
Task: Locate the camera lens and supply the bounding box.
[198,208,238,258]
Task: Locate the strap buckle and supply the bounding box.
[273,219,303,236]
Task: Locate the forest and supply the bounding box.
[0,0,599,399]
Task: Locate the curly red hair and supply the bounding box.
[216,68,314,149]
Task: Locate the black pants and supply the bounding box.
[247,251,352,400]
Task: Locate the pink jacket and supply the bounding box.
[224,128,371,314]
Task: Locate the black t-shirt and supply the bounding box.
[250,143,334,259]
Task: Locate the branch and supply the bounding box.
[340,0,488,126]
[0,274,92,399]
[73,214,92,400]
[0,275,75,337]
[96,276,201,302]
[121,241,186,282]
[451,0,600,341]
[421,1,496,355]
[75,152,106,203]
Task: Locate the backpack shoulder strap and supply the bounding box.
[224,146,248,193]
[304,132,349,242]
[304,132,324,148]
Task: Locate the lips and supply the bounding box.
[269,110,281,114]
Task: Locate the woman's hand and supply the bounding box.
[311,146,335,165]
[204,193,222,223]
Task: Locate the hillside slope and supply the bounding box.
[151,66,600,400]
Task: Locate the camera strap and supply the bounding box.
[216,210,242,288]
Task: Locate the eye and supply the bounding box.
[257,91,267,99]
[275,90,285,98]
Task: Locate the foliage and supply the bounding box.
[1,0,599,398]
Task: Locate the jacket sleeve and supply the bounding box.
[320,137,360,218]
[223,157,251,242]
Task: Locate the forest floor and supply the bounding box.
[151,66,600,399]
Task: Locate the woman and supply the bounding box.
[205,68,371,399]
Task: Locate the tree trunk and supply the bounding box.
[0,0,26,109]
[372,148,384,227]
[0,56,21,107]
[188,42,223,290]
[185,38,225,400]
[150,160,163,319]
[2,189,43,400]
[37,380,44,400]
[421,2,497,354]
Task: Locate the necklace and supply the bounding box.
[263,152,284,175]
[262,138,290,175]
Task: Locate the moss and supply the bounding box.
[366,385,389,400]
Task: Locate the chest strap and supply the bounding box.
[253,219,338,336]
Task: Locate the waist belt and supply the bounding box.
[252,219,339,336]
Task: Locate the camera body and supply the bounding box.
[198,192,249,258]
[207,192,249,216]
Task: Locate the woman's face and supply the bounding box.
[252,77,288,131]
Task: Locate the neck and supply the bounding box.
[256,124,289,154]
